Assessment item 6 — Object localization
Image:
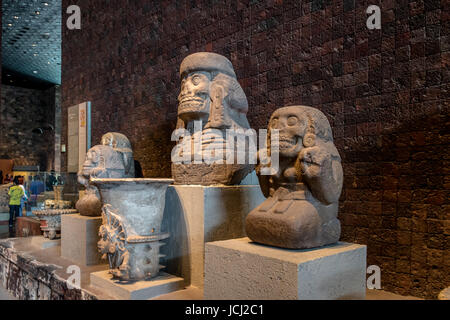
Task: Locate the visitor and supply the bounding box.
[18,176,28,217]
[46,170,57,191]
[8,177,24,229]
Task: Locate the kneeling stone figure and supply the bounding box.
[245,105,343,249]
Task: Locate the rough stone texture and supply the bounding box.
[61,0,449,299]
[0,85,56,170]
[61,214,103,265]
[246,105,343,248]
[91,178,173,281]
[172,52,254,185]
[161,184,266,288]
[90,270,184,300]
[204,237,366,300]
[0,238,98,300]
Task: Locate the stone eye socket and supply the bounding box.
[287,116,298,126]
[192,75,201,85]
[271,117,279,128]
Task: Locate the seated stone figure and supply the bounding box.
[245,106,343,249]
[171,52,254,185]
[76,133,135,216]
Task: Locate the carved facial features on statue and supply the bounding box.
[269,107,308,158]
[81,145,105,175]
[177,71,211,123]
[81,145,126,179]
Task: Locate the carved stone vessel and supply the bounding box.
[91,178,173,281]
[171,52,254,185]
[33,185,77,239]
[245,106,344,249]
[76,132,135,216]
[33,208,78,239]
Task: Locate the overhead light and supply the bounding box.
[32,43,37,47]
[35,11,40,15]
[7,23,12,27]
[33,70,38,74]
[13,16,19,19]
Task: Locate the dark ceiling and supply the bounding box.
[2,0,61,87]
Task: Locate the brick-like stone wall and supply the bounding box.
[61,0,449,299]
[0,85,56,170]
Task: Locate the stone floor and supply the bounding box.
[0,236,424,301]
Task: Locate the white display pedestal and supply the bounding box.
[161,184,266,289]
[204,237,367,300]
[30,235,61,249]
[61,214,103,266]
[90,270,185,300]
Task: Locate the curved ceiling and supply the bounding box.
[2,0,61,85]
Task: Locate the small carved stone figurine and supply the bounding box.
[245,106,343,249]
[76,132,135,216]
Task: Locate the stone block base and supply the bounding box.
[161,184,265,289]
[90,270,185,300]
[61,214,103,266]
[30,236,61,249]
[204,237,367,300]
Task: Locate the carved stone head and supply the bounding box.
[177,52,250,131]
[101,132,135,177]
[172,53,254,185]
[267,105,336,159]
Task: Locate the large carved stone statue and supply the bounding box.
[76,132,135,216]
[245,106,343,249]
[171,52,254,185]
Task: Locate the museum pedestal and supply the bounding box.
[61,214,103,266]
[90,270,185,300]
[30,235,61,249]
[204,237,367,300]
[161,185,266,289]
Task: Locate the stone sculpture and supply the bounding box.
[245,106,343,249]
[171,52,254,185]
[92,178,173,281]
[76,132,135,216]
[33,185,77,239]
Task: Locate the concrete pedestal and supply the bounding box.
[204,237,367,300]
[30,236,61,249]
[90,270,185,300]
[161,185,265,289]
[61,214,103,266]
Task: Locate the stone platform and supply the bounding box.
[90,271,185,300]
[161,184,265,289]
[30,235,61,249]
[204,237,367,300]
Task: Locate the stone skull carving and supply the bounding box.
[171,52,254,185]
[76,133,135,216]
[245,105,344,249]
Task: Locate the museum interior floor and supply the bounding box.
[0,235,422,301]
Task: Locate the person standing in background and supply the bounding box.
[18,176,28,216]
[8,177,24,229]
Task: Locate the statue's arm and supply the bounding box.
[297,145,343,205]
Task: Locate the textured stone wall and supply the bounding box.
[61,0,449,299]
[0,85,56,170]
[0,239,96,300]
